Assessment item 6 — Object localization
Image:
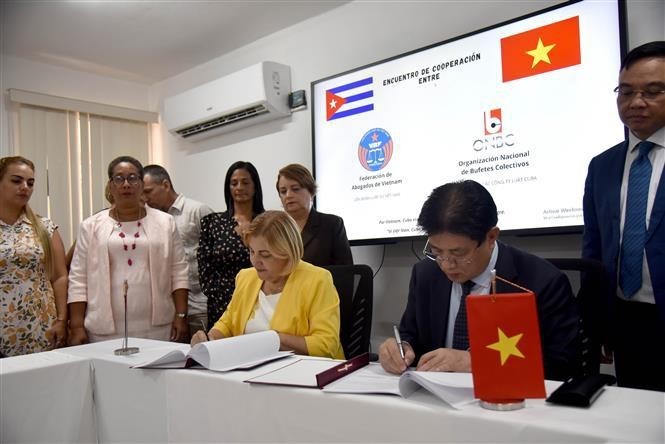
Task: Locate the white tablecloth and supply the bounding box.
[58,337,189,443]
[2,338,663,443]
[165,363,664,443]
[0,351,96,443]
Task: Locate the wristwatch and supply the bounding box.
[175,312,187,319]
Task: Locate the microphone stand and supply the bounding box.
[114,279,139,355]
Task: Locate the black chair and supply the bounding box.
[545,258,611,376]
[323,264,374,359]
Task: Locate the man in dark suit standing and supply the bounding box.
[379,180,580,381]
[583,41,665,391]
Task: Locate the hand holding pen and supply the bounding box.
[378,325,414,374]
[190,320,210,346]
[393,325,405,360]
[200,320,210,340]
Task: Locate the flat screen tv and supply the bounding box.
[311,0,626,245]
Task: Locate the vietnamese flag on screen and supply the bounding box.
[467,292,546,400]
[501,16,581,82]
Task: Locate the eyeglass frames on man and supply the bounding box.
[614,86,665,101]
[422,239,476,266]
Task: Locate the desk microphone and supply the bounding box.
[114,279,139,356]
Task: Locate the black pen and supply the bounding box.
[393,325,405,360]
[200,320,210,340]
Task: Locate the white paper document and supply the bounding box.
[323,363,476,409]
[133,330,292,372]
[245,357,339,388]
[323,362,401,394]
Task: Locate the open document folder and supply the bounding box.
[247,353,476,409]
[132,330,292,372]
[323,363,476,409]
[246,353,369,388]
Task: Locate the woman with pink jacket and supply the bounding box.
[68,156,189,344]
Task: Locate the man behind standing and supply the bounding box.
[143,164,214,339]
[583,41,665,391]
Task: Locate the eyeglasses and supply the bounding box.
[614,86,665,101]
[422,239,477,266]
[110,174,141,187]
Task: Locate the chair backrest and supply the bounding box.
[322,264,373,359]
[545,258,610,376]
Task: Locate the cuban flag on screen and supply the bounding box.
[326,77,374,121]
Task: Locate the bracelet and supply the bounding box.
[175,312,187,319]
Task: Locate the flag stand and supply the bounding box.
[479,399,525,411]
[114,280,139,356]
[475,271,536,411]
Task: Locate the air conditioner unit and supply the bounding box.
[164,61,291,141]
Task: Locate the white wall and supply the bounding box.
[151,0,664,350]
[2,0,663,351]
[0,55,152,158]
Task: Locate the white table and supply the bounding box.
[0,351,96,443]
[166,364,664,443]
[57,337,189,443]
[3,339,664,443]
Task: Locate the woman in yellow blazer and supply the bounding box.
[191,210,344,359]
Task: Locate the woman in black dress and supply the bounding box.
[276,163,352,266]
[198,161,265,328]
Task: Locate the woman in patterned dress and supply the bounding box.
[0,156,68,357]
[198,161,265,328]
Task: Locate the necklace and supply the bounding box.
[263,280,286,295]
[111,206,144,222]
[111,207,145,267]
[117,221,141,266]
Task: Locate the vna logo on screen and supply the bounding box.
[358,128,393,171]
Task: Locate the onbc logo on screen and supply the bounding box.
[484,108,502,135]
[358,128,393,171]
[473,107,515,152]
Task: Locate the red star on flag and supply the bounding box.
[467,291,546,401]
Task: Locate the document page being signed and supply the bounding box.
[323,362,476,408]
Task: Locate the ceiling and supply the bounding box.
[2,1,348,84]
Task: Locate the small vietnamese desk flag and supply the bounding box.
[500,16,581,82]
[467,291,546,401]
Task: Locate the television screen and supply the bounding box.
[311,0,626,244]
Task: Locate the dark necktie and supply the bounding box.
[620,141,655,298]
[452,280,475,350]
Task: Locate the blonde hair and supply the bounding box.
[0,156,53,275]
[243,210,303,274]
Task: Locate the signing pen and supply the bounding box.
[393,325,405,360]
[200,320,210,340]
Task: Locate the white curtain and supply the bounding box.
[12,104,151,248]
